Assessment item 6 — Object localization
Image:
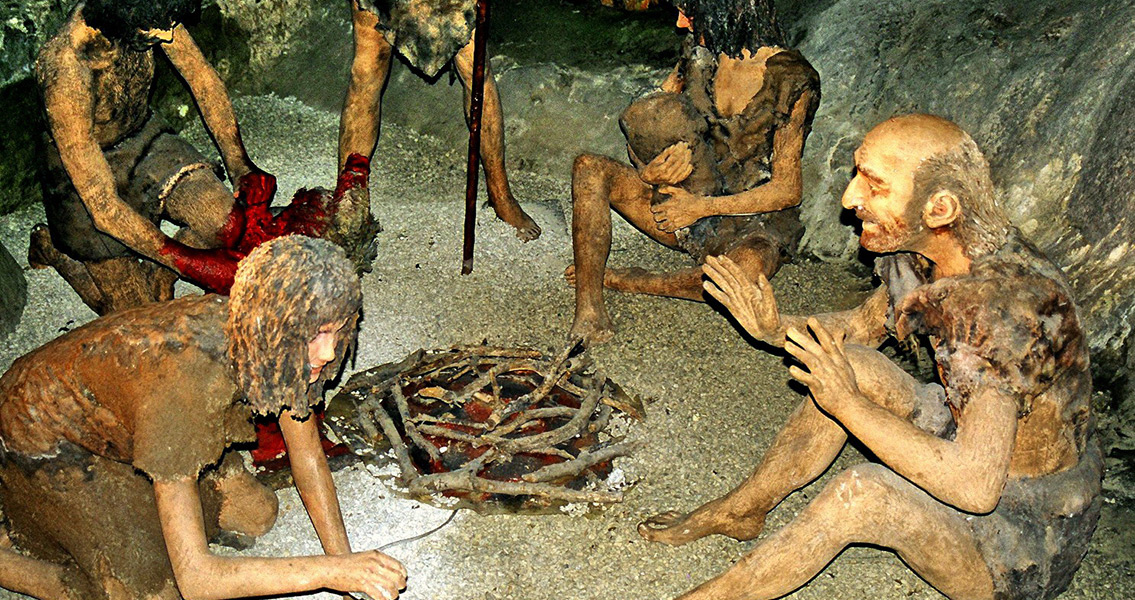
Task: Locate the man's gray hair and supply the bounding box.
[911,135,1010,257]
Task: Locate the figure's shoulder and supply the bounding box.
[897,237,1084,362]
[767,49,820,89]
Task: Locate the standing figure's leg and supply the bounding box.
[566,153,672,343]
[676,464,994,600]
[339,1,394,168]
[454,31,541,242]
[641,346,927,545]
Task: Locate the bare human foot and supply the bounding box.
[638,502,766,546]
[564,264,646,291]
[489,195,541,242]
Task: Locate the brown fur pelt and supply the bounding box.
[895,235,1088,416]
[225,236,362,418]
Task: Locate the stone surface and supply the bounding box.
[0,240,26,339]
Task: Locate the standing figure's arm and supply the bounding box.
[650,92,813,232]
[37,37,177,268]
[702,255,890,348]
[160,25,258,184]
[339,1,392,168]
[155,478,407,600]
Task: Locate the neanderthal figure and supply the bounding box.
[566,0,819,343]
[639,115,1101,600]
[0,236,407,600]
[30,0,272,314]
[340,0,541,241]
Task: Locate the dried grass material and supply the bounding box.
[329,341,645,508]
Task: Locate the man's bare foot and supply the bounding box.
[638,505,766,546]
[490,196,541,242]
[570,307,615,345]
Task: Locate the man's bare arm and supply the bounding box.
[786,322,1017,513]
[703,255,889,348]
[650,91,812,232]
[279,410,352,555]
[155,478,406,600]
[161,25,255,183]
[37,37,176,268]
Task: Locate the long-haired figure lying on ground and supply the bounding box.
[0,236,407,600]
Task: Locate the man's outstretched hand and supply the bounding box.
[784,318,866,419]
[702,255,782,343]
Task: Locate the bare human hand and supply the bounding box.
[702,255,781,342]
[330,550,407,600]
[651,186,708,232]
[640,141,694,186]
[784,318,866,418]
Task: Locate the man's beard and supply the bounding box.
[858,215,920,254]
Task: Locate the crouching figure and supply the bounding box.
[0,236,406,600]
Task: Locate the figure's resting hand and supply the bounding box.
[329,550,407,600]
[702,255,782,342]
[652,186,708,232]
[640,141,694,186]
[784,318,866,417]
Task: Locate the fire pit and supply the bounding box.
[327,341,645,510]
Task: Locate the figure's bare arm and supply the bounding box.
[703,255,889,348]
[161,25,255,183]
[339,1,390,168]
[279,410,351,555]
[37,37,175,267]
[155,478,407,600]
[786,322,1017,513]
[650,92,812,232]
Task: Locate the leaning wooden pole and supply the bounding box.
[461,0,490,275]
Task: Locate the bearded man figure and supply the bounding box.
[31,0,273,314]
[639,115,1102,600]
[566,0,819,344]
[0,236,407,600]
[339,0,541,241]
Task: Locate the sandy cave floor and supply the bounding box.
[2,94,1133,600]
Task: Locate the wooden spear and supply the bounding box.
[461,0,490,274]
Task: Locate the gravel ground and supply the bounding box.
[1,94,1132,600]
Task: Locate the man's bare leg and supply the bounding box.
[338,2,393,168]
[566,153,676,343]
[676,463,993,600]
[603,238,782,301]
[455,32,541,242]
[641,346,923,545]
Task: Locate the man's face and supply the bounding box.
[841,131,924,253]
[307,320,347,384]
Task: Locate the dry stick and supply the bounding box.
[494,379,604,453]
[412,413,490,430]
[522,439,643,483]
[490,406,577,437]
[368,402,418,487]
[410,469,623,503]
[450,345,544,359]
[525,447,576,460]
[416,424,488,446]
[588,404,613,434]
[461,0,489,274]
[391,385,443,464]
[490,355,592,429]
